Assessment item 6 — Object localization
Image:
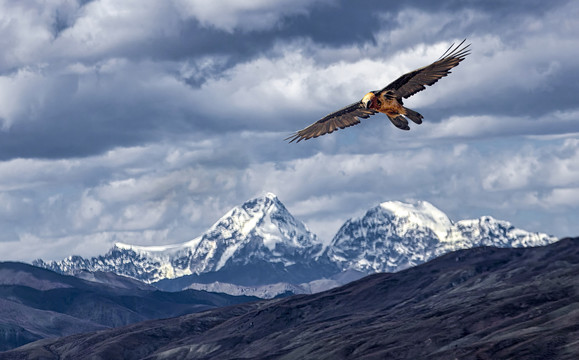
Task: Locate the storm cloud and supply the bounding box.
[1,0,578,261]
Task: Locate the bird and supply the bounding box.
[286,40,470,143]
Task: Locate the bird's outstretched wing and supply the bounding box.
[286,40,470,143]
[285,102,378,143]
[381,39,471,99]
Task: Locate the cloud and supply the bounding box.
[174,0,332,33]
[2,1,578,159]
[421,109,579,141]
[3,128,578,262]
[542,187,579,208]
[1,0,579,261]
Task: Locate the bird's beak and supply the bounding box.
[363,100,370,109]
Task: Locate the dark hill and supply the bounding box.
[3,238,578,359]
[0,262,257,352]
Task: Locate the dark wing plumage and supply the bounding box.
[285,102,378,143]
[381,39,471,99]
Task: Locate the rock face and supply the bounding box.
[34,195,557,296]
[7,238,579,360]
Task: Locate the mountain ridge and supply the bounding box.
[325,200,556,273]
[35,193,337,287]
[34,193,557,296]
[0,261,258,352]
[8,237,578,360]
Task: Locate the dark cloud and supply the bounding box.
[1,0,577,159]
[0,0,579,261]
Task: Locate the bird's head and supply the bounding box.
[362,92,376,110]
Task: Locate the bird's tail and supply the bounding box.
[387,114,410,130]
[403,107,423,124]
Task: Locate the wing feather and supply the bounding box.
[285,102,378,143]
[286,40,470,143]
[381,39,470,99]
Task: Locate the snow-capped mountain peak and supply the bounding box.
[379,200,453,241]
[216,192,298,249]
[326,201,557,274]
[35,194,558,294]
[197,192,320,270]
[35,193,327,284]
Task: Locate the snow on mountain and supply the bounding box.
[183,280,342,300]
[72,269,157,290]
[34,195,558,297]
[182,269,367,299]
[379,201,453,241]
[184,281,306,299]
[35,193,328,284]
[326,200,558,274]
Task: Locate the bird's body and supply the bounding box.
[286,40,470,143]
[362,91,402,116]
[361,90,421,130]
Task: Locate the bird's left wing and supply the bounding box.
[381,39,470,99]
[286,101,377,143]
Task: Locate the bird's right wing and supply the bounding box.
[286,101,377,143]
[380,39,471,99]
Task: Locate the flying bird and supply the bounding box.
[286,40,470,143]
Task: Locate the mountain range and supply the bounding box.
[7,237,578,360]
[34,193,557,297]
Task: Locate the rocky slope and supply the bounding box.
[0,262,257,351]
[6,238,578,360]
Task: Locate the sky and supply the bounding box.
[1,0,578,262]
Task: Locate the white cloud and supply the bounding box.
[77,192,104,222]
[2,0,579,262]
[481,154,539,191]
[1,122,579,261]
[0,1,182,67]
[0,0,331,70]
[542,187,579,208]
[174,0,331,32]
[0,68,54,130]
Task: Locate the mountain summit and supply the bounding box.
[35,195,557,293]
[325,200,557,273]
[35,193,334,286]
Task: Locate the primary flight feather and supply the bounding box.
[286,40,470,143]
